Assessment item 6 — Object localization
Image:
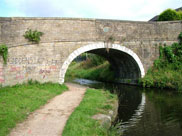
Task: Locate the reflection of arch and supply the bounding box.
[120,93,146,131]
[59,43,145,84]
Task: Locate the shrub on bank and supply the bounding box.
[140,33,182,91]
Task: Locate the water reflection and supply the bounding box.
[72,78,182,136]
[116,85,143,122]
[119,93,146,132]
[123,90,182,136]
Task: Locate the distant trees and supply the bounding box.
[158,9,182,21]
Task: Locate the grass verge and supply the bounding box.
[65,61,115,82]
[140,67,182,90]
[62,88,118,136]
[0,81,67,136]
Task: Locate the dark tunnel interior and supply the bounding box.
[88,48,141,83]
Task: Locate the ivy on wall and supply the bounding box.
[0,44,8,64]
[24,29,44,43]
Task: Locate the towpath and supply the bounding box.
[9,83,86,136]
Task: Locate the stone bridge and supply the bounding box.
[0,17,182,86]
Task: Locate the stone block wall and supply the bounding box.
[0,17,181,86]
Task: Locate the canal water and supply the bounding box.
[73,78,182,136]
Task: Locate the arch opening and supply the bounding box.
[59,43,145,84]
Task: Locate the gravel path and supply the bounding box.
[9,83,87,136]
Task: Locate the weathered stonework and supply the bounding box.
[0,17,182,86]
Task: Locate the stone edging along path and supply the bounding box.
[9,83,86,136]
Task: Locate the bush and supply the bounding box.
[140,33,182,91]
[24,29,44,43]
[178,10,182,19]
[158,9,181,21]
[87,54,106,67]
[178,32,182,44]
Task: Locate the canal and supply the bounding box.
[72,78,182,136]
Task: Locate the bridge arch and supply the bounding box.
[59,43,145,84]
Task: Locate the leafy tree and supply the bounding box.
[158,9,181,21]
[178,10,182,20]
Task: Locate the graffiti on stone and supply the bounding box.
[16,74,24,80]
[23,66,36,74]
[10,66,21,72]
[39,69,51,74]
[39,68,52,79]
[8,57,62,65]
[49,65,57,70]
[0,78,4,83]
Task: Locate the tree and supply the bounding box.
[158,9,181,21]
[178,10,182,19]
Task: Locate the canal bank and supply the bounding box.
[62,82,118,136]
[72,78,182,136]
[64,42,182,135]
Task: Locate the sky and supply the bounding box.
[0,0,181,21]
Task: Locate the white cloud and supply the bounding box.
[4,0,182,21]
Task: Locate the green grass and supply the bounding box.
[0,81,68,136]
[62,88,118,136]
[140,67,182,90]
[65,61,115,82]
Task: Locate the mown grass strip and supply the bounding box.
[0,82,67,136]
[62,88,117,136]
